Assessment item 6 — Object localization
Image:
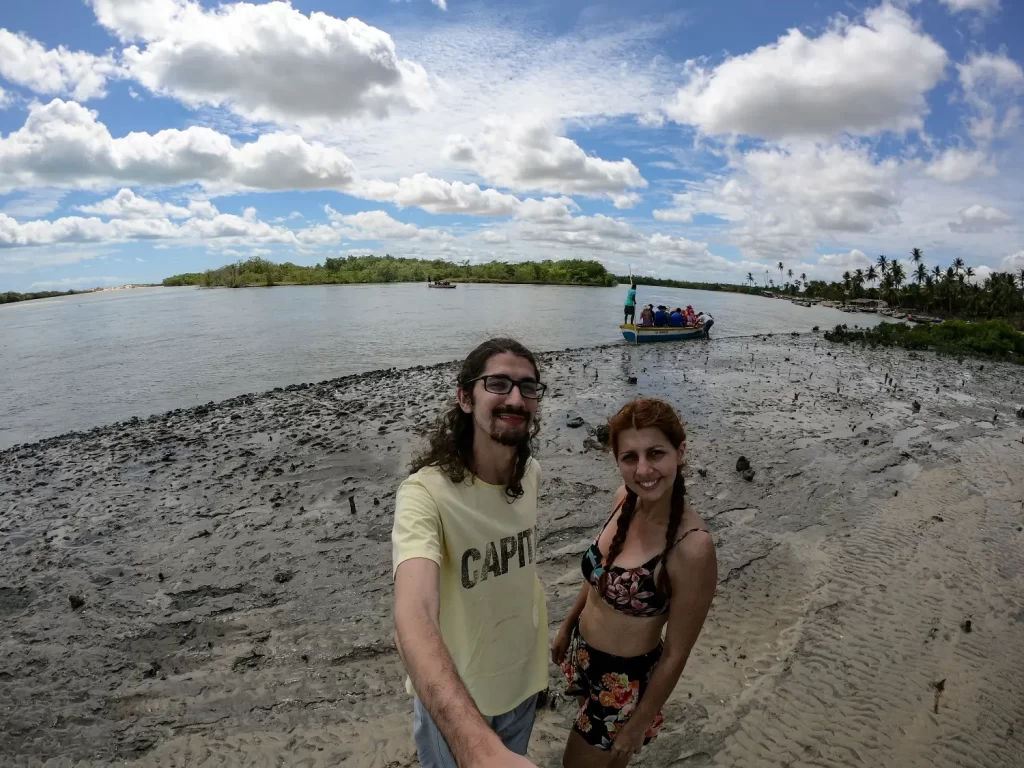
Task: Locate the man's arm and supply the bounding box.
[394,558,508,767]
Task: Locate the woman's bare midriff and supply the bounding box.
[577,585,667,658]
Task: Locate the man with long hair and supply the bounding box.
[392,338,549,767]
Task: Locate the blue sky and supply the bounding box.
[0,0,1022,291]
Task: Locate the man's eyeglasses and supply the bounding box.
[464,375,547,400]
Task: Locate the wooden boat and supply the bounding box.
[621,324,705,343]
[427,282,457,289]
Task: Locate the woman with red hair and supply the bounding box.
[552,398,717,767]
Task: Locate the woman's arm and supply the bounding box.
[608,530,717,766]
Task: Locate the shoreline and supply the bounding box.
[2,335,1023,766]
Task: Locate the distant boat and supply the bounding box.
[427,282,457,289]
[621,324,705,343]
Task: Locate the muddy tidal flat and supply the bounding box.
[2,334,1024,767]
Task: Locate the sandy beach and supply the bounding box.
[2,334,1023,767]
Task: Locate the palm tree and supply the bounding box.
[801,272,807,284]
[889,259,906,306]
[777,262,784,286]
[842,271,852,297]
[876,254,889,276]
[747,272,754,288]
[914,263,927,286]
[866,265,878,290]
[946,266,956,314]
[910,247,923,267]
[952,257,965,276]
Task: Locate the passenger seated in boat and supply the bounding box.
[653,305,669,327]
[685,305,696,326]
[638,304,654,327]
[669,308,684,327]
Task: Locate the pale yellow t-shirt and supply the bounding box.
[391,459,548,717]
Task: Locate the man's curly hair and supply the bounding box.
[410,338,541,500]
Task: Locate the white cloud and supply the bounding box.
[652,206,693,223]
[77,188,192,219]
[188,200,219,219]
[949,204,1013,233]
[667,5,947,138]
[817,249,873,271]
[957,52,1024,142]
[940,0,999,14]
[0,99,357,193]
[686,143,903,261]
[0,213,179,247]
[30,275,125,289]
[431,0,448,9]
[325,206,448,242]
[959,51,1024,95]
[0,86,9,109]
[478,229,508,244]
[0,30,121,101]
[444,119,646,198]
[93,0,431,123]
[610,192,642,209]
[357,173,579,220]
[924,147,996,183]
[1000,251,1024,273]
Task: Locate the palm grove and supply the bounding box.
[750,249,1024,326]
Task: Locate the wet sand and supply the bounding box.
[2,334,1023,767]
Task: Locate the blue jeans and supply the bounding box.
[413,694,538,767]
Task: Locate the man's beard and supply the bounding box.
[489,406,532,446]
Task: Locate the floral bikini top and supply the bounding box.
[581,502,707,618]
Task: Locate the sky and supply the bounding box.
[0,0,1022,292]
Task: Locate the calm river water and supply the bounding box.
[0,283,885,448]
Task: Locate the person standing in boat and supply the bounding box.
[624,280,637,325]
[552,398,717,766]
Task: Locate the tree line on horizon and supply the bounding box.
[757,250,1024,326]
[162,255,617,288]
[0,289,82,305]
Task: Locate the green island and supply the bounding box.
[162,255,617,287]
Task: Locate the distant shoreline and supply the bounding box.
[0,284,160,306]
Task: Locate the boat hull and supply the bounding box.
[621,324,705,343]
[427,284,457,289]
